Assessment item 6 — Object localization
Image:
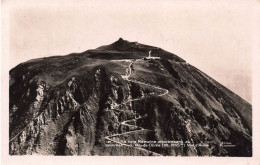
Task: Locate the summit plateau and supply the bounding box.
[9,38,252,156]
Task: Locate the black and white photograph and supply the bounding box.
[1,0,260,164]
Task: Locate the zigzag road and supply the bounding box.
[104,59,172,156]
[10,57,186,155]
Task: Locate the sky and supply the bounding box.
[4,0,257,103]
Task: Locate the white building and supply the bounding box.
[144,50,160,60]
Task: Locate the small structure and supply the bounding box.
[143,50,160,60]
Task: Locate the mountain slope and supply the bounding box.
[9,38,251,156]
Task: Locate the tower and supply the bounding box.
[148,50,152,57]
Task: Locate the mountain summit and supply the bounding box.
[97,37,157,50]
[9,39,251,156]
[90,38,185,61]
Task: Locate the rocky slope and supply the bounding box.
[9,38,252,156]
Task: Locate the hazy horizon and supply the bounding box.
[6,0,253,103]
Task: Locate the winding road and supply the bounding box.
[104,59,170,156]
[10,56,185,155]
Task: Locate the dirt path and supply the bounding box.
[10,57,185,156]
[104,59,170,156]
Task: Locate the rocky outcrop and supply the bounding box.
[9,39,251,156]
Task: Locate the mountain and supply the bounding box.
[9,38,252,156]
